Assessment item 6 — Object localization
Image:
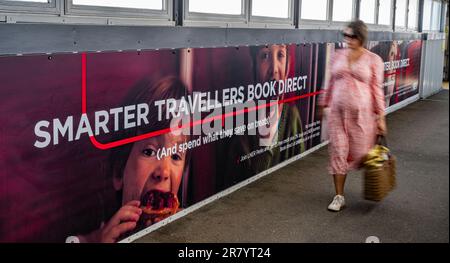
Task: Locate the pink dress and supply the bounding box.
[319,49,385,175]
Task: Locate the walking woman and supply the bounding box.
[318,20,387,212]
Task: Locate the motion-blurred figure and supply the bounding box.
[318,20,386,212]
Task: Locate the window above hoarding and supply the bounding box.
[64,0,173,25]
[395,0,407,28]
[358,0,395,30]
[421,0,444,32]
[430,0,442,31]
[421,0,445,32]
[10,0,47,2]
[407,0,418,29]
[359,0,376,24]
[0,0,58,14]
[299,0,358,28]
[332,0,353,22]
[378,0,392,25]
[422,0,433,30]
[72,0,164,10]
[183,0,246,27]
[1,0,431,31]
[249,0,294,28]
[184,0,294,28]
[251,0,290,18]
[300,0,328,21]
[188,0,242,15]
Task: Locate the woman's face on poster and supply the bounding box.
[255,44,288,83]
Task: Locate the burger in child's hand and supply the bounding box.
[139,190,179,227]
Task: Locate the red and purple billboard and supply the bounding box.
[0,40,421,242]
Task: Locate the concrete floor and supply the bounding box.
[136,90,449,243]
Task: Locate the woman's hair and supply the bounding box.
[347,20,368,46]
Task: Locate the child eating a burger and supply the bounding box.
[66,76,191,243]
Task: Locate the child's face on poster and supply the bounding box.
[120,133,186,205]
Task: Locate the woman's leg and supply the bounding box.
[328,173,347,211]
[333,173,347,196]
[327,109,348,211]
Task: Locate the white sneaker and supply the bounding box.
[328,195,345,212]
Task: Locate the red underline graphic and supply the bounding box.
[384,66,413,77]
[385,71,402,77]
[81,53,324,150]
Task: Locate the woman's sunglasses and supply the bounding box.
[342,33,358,39]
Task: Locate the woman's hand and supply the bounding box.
[377,115,387,135]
